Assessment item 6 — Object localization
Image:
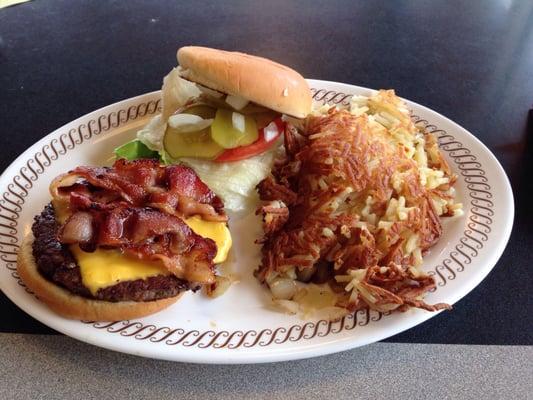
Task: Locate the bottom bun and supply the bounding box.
[17,235,182,321]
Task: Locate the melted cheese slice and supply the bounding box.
[71,246,168,295]
[184,216,232,264]
[55,201,232,294]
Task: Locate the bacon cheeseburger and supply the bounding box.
[17,159,232,320]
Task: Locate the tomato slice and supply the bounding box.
[214,118,285,163]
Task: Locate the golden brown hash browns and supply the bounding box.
[256,105,457,313]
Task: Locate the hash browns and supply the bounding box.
[256,90,461,316]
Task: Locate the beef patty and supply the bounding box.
[31,204,195,302]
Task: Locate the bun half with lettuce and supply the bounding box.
[115,46,312,212]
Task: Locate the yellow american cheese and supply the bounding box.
[183,215,232,264]
[71,246,169,295]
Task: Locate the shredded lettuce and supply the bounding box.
[161,68,200,120]
[181,144,281,212]
[158,148,175,165]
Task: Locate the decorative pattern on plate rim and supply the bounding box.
[85,308,385,348]
[0,89,493,349]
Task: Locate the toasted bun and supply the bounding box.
[177,46,312,118]
[17,235,181,321]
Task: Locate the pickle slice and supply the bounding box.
[164,104,223,159]
[210,109,258,149]
[163,125,223,160]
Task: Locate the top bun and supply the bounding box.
[177,46,312,118]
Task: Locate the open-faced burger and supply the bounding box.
[17,159,232,321]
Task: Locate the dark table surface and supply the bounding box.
[0,0,531,345]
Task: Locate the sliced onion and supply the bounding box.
[168,114,213,132]
[50,173,83,202]
[263,121,279,142]
[60,212,93,244]
[206,276,232,298]
[269,277,297,300]
[225,94,249,110]
[231,112,246,133]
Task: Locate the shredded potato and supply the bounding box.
[256,90,460,317]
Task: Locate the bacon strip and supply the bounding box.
[52,159,225,284]
[51,159,227,222]
[60,206,217,284]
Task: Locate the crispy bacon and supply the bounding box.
[60,205,217,284]
[51,159,226,222]
[53,159,225,284]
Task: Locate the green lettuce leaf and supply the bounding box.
[114,140,159,161]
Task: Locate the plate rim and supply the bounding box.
[0,80,514,363]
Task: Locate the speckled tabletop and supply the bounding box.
[0,334,531,400]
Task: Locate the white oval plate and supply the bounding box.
[0,80,514,364]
